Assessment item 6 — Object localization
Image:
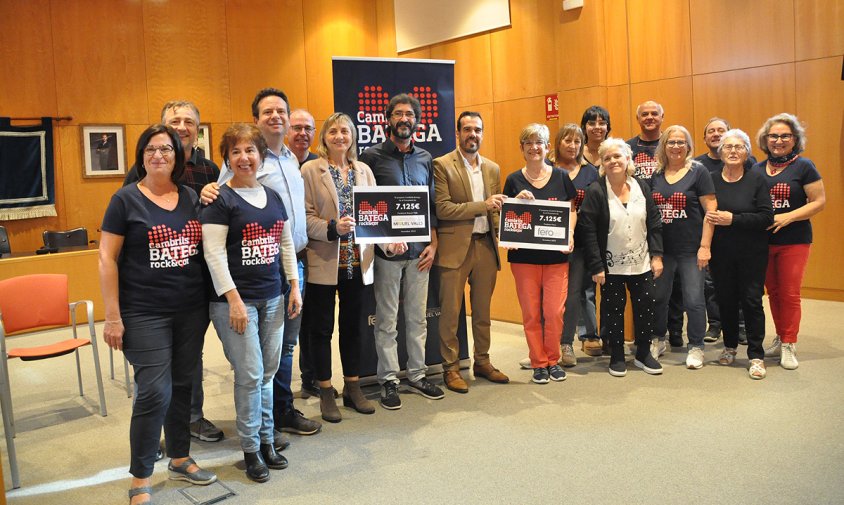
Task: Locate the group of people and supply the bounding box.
[513,102,824,384]
[98,91,824,505]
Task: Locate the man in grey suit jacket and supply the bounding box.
[433,111,508,394]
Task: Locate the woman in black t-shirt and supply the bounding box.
[651,125,716,370]
[202,124,300,483]
[503,123,577,385]
[751,113,825,370]
[705,129,773,379]
[100,125,216,505]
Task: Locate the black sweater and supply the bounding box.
[579,176,663,276]
[710,168,773,258]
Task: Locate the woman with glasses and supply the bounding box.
[650,125,716,369]
[705,130,773,379]
[504,123,577,384]
[301,112,377,421]
[752,113,825,370]
[580,138,664,377]
[100,125,216,505]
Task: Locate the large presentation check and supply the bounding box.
[498,198,572,251]
[353,185,431,244]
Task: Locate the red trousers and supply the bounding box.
[765,244,811,343]
[511,262,569,368]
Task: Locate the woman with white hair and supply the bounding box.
[752,113,825,370]
[580,138,664,377]
[705,129,773,379]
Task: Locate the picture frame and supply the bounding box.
[81,125,127,178]
[196,123,212,161]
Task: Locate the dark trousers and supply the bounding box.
[710,252,768,360]
[273,259,306,418]
[704,267,720,328]
[600,271,655,354]
[306,271,367,381]
[123,305,207,478]
[188,318,211,423]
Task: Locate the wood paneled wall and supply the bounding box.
[1,0,841,319]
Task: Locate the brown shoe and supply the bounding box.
[582,338,603,357]
[443,371,469,393]
[472,363,510,384]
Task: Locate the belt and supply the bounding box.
[296,250,307,261]
[471,232,488,240]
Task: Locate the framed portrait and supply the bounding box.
[81,125,126,178]
[196,124,212,161]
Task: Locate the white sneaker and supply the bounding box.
[650,340,666,360]
[686,347,704,369]
[559,344,577,367]
[764,336,781,358]
[781,343,799,370]
[519,357,532,370]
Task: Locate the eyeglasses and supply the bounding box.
[721,144,746,152]
[144,145,175,156]
[665,140,687,147]
[391,111,416,119]
[290,125,316,133]
[766,133,794,142]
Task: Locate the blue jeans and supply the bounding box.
[562,247,598,345]
[123,305,207,478]
[210,296,283,452]
[272,259,305,418]
[654,254,706,348]
[373,256,430,384]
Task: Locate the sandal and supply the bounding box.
[748,359,767,380]
[168,457,217,485]
[128,486,152,504]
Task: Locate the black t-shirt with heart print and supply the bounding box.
[200,185,288,302]
[650,164,715,255]
[503,167,577,265]
[751,157,822,246]
[102,184,206,313]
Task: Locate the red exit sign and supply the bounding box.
[545,94,558,121]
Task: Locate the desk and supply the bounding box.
[0,248,103,321]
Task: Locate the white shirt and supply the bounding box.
[605,176,651,275]
[460,152,489,234]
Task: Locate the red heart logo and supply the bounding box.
[771,183,791,200]
[652,192,686,209]
[148,220,202,247]
[242,221,285,244]
[574,189,586,210]
[505,210,531,225]
[147,220,202,267]
[360,201,388,215]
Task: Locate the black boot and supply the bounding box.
[260,443,288,470]
[633,339,663,375]
[608,339,626,377]
[244,451,270,483]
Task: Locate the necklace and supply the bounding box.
[140,181,176,203]
[523,167,550,182]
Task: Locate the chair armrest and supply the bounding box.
[69,300,96,339]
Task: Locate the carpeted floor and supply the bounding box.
[3,298,844,504]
